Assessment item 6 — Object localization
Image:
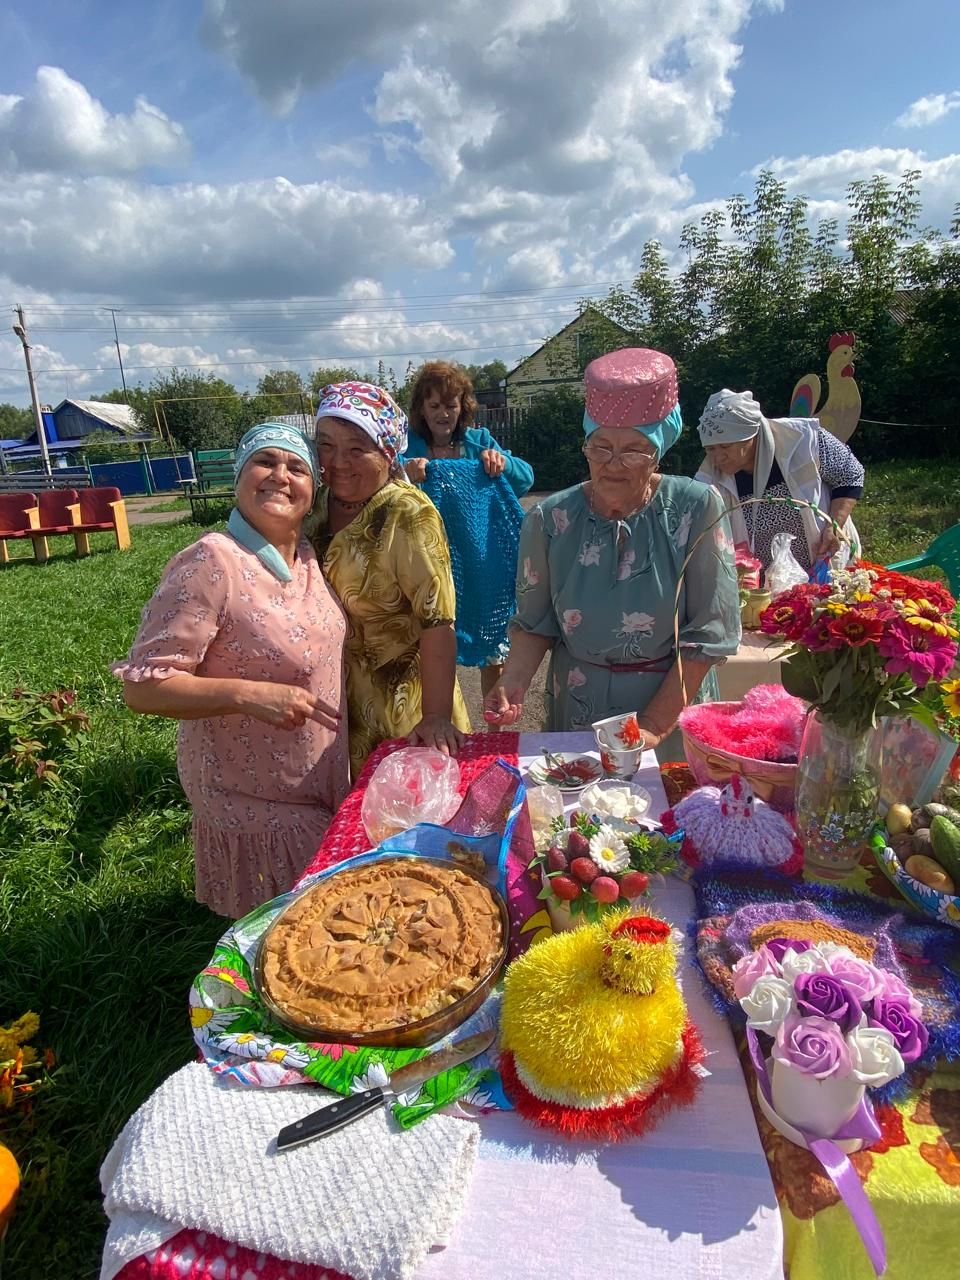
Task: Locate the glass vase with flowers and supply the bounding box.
[760,563,959,878]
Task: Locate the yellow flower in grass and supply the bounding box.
[902,598,958,638]
[943,678,960,717]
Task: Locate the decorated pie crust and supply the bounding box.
[260,858,504,1034]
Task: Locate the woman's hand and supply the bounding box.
[482,678,528,727]
[480,448,507,479]
[245,682,341,732]
[407,713,464,755]
[404,458,429,484]
[812,523,842,560]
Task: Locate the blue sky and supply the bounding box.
[1,0,958,405]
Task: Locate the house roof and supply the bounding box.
[52,398,141,433]
[889,288,923,327]
[505,306,630,380]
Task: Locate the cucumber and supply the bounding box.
[929,816,960,884]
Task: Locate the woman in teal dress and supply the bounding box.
[483,348,740,749]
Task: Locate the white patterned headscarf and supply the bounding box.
[697,389,764,444]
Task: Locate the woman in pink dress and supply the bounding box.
[112,423,350,917]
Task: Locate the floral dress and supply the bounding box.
[112,532,350,918]
[313,482,471,775]
[514,476,741,730]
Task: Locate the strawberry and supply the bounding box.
[569,810,582,827]
[546,845,569,873]
[567,831,591,859]
[551,875,581,901]
[590,876,621,903]
[569,856,599,884]
[619,870,650,899]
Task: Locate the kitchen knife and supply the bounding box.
[275,1026,497,1150]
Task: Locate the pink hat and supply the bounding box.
[584,348,679,429]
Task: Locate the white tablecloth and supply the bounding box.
[716,631,789,702]
[416,732,783,1280]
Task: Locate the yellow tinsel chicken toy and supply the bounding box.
[499,913,704,1140]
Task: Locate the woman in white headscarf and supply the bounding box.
[694,389,864,575]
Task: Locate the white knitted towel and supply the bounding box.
[100,1062,480,1280]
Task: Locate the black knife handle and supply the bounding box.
[277,1087,386,1149]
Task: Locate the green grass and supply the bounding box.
[0,459,957,1279]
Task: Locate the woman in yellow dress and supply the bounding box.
[312,381,471,775]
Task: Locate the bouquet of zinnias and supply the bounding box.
[733,938,929,1089]
[760,563,958,735]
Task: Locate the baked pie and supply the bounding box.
[261,858,504,1034]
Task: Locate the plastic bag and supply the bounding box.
[766,532,809,597]
[361,746,462,844]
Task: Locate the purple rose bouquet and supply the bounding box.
[732,939,928,1087]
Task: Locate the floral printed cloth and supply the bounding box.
[312,482,471,776]
[513,476,741,729]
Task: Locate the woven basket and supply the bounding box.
[681,701,797,814]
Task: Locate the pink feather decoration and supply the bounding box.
[678,684,805,762]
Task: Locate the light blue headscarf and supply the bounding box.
[583,402,684,460]
[227,422,319,584]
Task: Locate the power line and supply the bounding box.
[13,339,543,377]
[16,278,623,310]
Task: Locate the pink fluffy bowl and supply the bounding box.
[678,688,806,814]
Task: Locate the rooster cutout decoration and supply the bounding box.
[789,331,861,443]
[661,775,802,875]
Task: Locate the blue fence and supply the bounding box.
[89,454,195,496]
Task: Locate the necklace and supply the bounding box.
[586,479,657,522]
[331,494,370,512]
[429,441,460,458]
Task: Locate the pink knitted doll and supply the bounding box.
[660,775,802,875]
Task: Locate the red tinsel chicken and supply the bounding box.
[661,775,802,875]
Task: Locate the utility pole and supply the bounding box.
[104,307,129,401]
[12,305,52,476]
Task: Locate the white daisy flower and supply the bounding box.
[350,1062,391,1093]
[588,825,630,874]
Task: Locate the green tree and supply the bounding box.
[136,369,246,452]
[0,403,35,438]
[309,366,362,401]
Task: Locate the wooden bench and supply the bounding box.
[182,455,235,521]
[0,468,91,493]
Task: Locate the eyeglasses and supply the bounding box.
[582,443,657,469]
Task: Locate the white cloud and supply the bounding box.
[896,91,960,129]
[0,172,453,300]
[0,66,188,174]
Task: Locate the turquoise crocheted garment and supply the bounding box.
[422,459,524,667]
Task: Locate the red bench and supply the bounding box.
[0,493,43,563]
[64,486,131,557]
[1,487,132,563]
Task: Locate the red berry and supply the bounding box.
[619,870,650,899]
[551,875,582,901]
[546,845,569,873]
[569,810,582,827]
[567,831,591,859]
[569,856,599,884]
[590,876,621,903]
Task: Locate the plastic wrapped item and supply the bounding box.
[766,532,809,597]
[361,747,462,844]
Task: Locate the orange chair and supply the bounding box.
[27,489,80,563]
[0,493,43,563]
[66,486,131,557]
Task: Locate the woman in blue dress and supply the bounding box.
[404,361,534,698]
[483,349,741,749]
